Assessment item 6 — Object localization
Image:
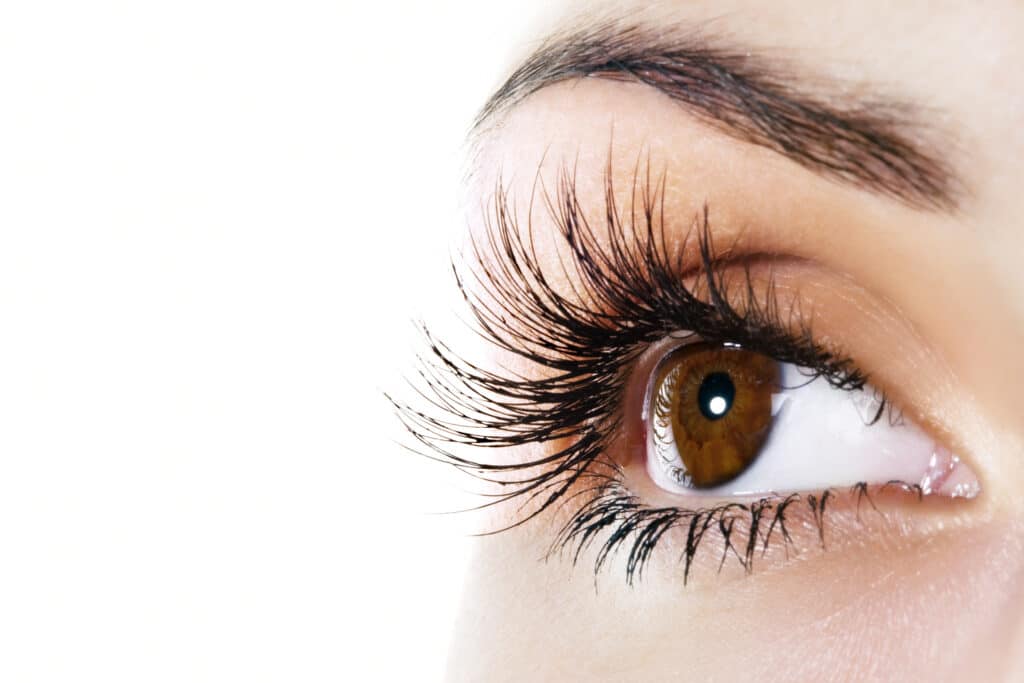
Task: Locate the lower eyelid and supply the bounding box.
[569,476,978,586]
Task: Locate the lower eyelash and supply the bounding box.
[390,160,886,581]
[551,477,924,585]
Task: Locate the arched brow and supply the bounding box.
[473,21,962,213]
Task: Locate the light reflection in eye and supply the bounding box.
[707,396,728,416]
[643,341,981,499]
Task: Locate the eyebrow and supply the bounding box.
[474,22,961,212]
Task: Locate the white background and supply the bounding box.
[0,2,544,680]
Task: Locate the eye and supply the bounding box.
[643,340,981,498]
[394,164,987,582]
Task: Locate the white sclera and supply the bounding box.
[646,362,977,498]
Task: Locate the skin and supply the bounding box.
[428,2,1024,680]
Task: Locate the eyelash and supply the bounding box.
[392,165,904,583]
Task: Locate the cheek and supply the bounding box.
[713,518,1023,681]
[447,516,1024,682]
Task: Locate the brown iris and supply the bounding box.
[650,344,780,488]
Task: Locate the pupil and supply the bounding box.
[697,372,735,421]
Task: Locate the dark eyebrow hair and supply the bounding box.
[474,22,961,212]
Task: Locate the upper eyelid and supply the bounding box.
[394,162,873,518]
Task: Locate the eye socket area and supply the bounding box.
[636,338,981,500]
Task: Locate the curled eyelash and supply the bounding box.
[391,160,888,580]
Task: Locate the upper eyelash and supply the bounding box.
[390,161,883,578]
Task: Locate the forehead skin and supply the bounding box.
[448,2,1024,682]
